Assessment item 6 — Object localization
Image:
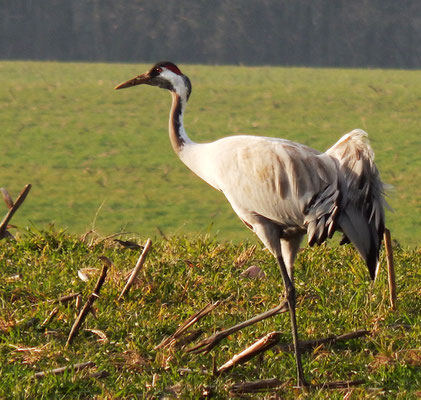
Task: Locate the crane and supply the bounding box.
[115,61,387,387]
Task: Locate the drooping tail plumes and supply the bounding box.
[326,129,388,280]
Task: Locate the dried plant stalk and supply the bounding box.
[187,300,288,354]
[219,329,370,374]
[155,301,221,350]
[218,331,281,373]
[118,238,152,300]
[276,329,370,353]
[0,188,14,209]
[66,263,108,346]
[383,228,397,310]
[40,307,59,328]
[53,293,80,305]
[230,378,286,394]
[0,184,32,238]
[34,361,95,379]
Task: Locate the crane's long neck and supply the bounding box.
[167,90,220,190]
[169,91,193,155]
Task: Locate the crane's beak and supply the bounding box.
[114,73,150,90]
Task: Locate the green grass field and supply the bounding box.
[0,61,420,246]
[0,229,420,398]
[1,62,420,398]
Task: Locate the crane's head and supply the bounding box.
[115,61,191,100]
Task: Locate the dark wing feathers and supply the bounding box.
[326,129,387,279]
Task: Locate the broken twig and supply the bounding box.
[187,300,288,354]
[383,228,397,310]
[1,188,14,209]
[118,238,152,300]
[40,307,59,328]
[155,301,221,350]
[0,184,31,238]
[230,378,286,394]
[53,293,81,305]
[86,370,109,379]
[229,378,364,394]
[276,329,370,353]
[309,379,365,389]
[34,361,95,379]
[75,294,83,314]
[174,329,204,349]
[66,262,108,346]
[218,329,370,374]
[218,331,281,373]
[114,238,142,250]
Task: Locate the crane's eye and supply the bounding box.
[150,66,163,78]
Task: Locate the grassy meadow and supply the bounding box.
[0,229,420,398]
[0,61,420,397]
[0,61,420,246]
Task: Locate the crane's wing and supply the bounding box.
[206,136,341,245]
[326,129,387,279]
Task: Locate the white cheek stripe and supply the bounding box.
[161,69,188,98]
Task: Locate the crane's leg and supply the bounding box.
[251,221,307,387]
[277,253,308,388]
[281,235,304,283]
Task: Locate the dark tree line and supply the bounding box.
[1,0,420,68]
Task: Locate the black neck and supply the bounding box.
[169,92,188,154]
